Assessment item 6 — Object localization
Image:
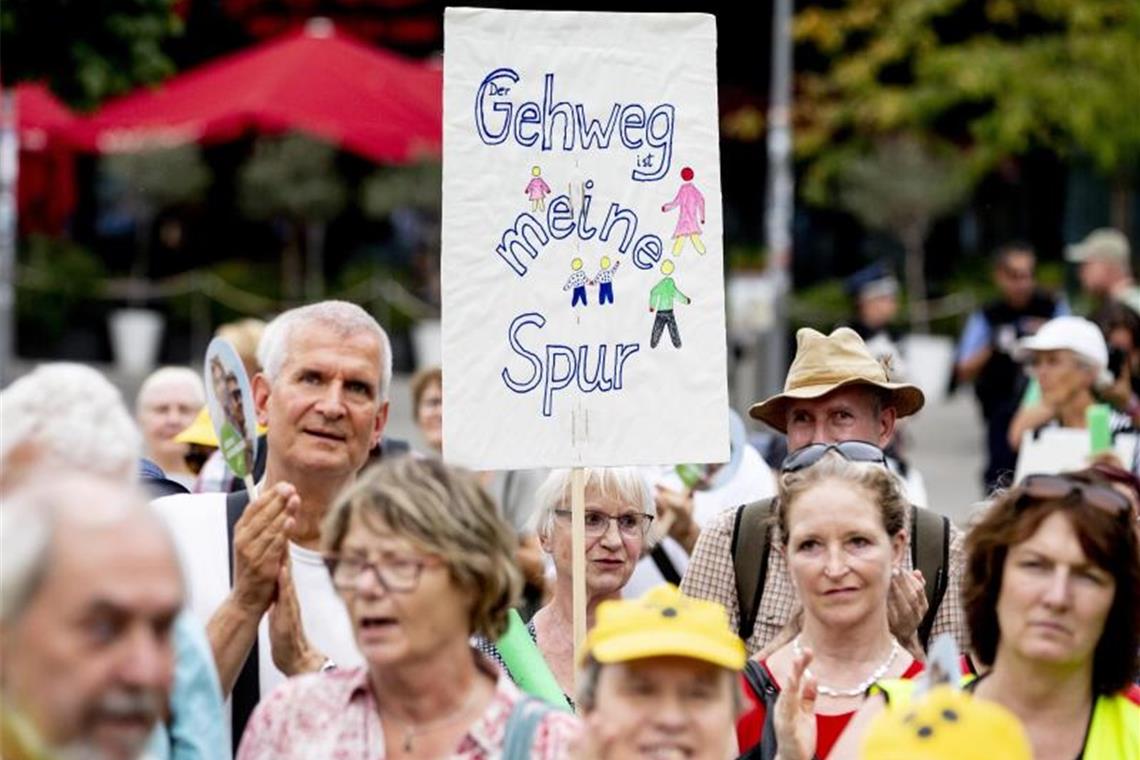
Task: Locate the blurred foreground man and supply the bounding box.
[575,585,745,760]
[0,476,184,760]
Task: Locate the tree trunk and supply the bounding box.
[901,223,930,334]
[305,221,325,302]
[1110,171,1133,233]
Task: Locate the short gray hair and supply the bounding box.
[257,301,393,401]
[1,363,141,482]
[529,467,654,538]
[0,476,175,624]
[135,366,205,414]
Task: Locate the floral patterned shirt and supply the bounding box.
[237,652,580,760]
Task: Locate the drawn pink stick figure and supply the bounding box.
[661,166,706,255]
[525,166,552,211]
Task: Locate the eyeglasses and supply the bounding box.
[1016,474,1132,522]
[781,440,888,473]
[553,509,654,538]
[322,553,437,593]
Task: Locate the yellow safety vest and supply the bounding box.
[872,678,1140,760]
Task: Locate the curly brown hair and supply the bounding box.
[964,477,1140,694]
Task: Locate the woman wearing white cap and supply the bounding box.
[1007,316,1135,452]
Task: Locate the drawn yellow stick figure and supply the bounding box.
[525,166,552,211]
[563,257,589,307]
[648,259,692,348]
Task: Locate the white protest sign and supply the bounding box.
[442,8,729,469]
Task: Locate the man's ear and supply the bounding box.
[371,400,390,450]
[878,405,898,449]
[252,373,271,427]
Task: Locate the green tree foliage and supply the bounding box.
[795,0,1140,204]
[1,0,182,109]
[836,135,972,330]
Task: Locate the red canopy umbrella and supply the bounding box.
[75,18,441,164]
[14,83,78,235]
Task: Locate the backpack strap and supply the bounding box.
[502,696,555,760]
[732,499,775,643]
[225,489,260,754]
[739,660,781,760]
[650,543,683,585]
[911,506,951,649]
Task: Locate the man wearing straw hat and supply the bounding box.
[681,327,967,656]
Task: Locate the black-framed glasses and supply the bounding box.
[781,440,888,473]
[322,553,436,593]
[1016,474,1132,522]
[553,509,654,538]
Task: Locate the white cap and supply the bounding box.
[1014,316,1108,370]
[1065,228,1131,264]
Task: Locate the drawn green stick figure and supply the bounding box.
[648,259,691,348]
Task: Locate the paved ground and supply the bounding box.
[906,388,988,526]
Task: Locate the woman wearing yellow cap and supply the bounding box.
[576,584,745,759]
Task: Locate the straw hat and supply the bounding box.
[581,585,745,670]
[748,327,925,432]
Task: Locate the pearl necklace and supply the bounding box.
[792,636,900,698]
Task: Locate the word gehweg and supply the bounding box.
[474,68,676,183]
[494,180,665,277]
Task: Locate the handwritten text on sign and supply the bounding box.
[442,9,729,468]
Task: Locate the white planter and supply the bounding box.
[412,318,441,371]
[109,308,164,376]
[900,334,955,406]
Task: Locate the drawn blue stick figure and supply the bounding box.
[594,257,621,305]
[563,258,589,307]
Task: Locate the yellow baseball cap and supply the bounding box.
[174,407,218,446]
[174,406,266,446]
[582,585,746,670]
[861,686,1031,760]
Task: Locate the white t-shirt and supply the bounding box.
[625,445,778,597]
[151,493,363,700]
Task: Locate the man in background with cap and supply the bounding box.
[955,242,1068,492]
[574,585,745,760]
[845,261,907,381]
[681,327,967,657]
[1068,227,1140,317]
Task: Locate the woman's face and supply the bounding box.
[543,486,646,600]
[784,479,904,630]
[415,380,443,452]
[334,510,475,668]
[585,657,738,760]
[1031,350,1095,408]
[996,511,1115,671]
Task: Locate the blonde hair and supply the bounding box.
[776,451,907,544]
[323,457,521,640]
[215,318,266,375]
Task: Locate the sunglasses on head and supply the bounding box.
[781,440,888,473]
[1016,474,1133,522]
